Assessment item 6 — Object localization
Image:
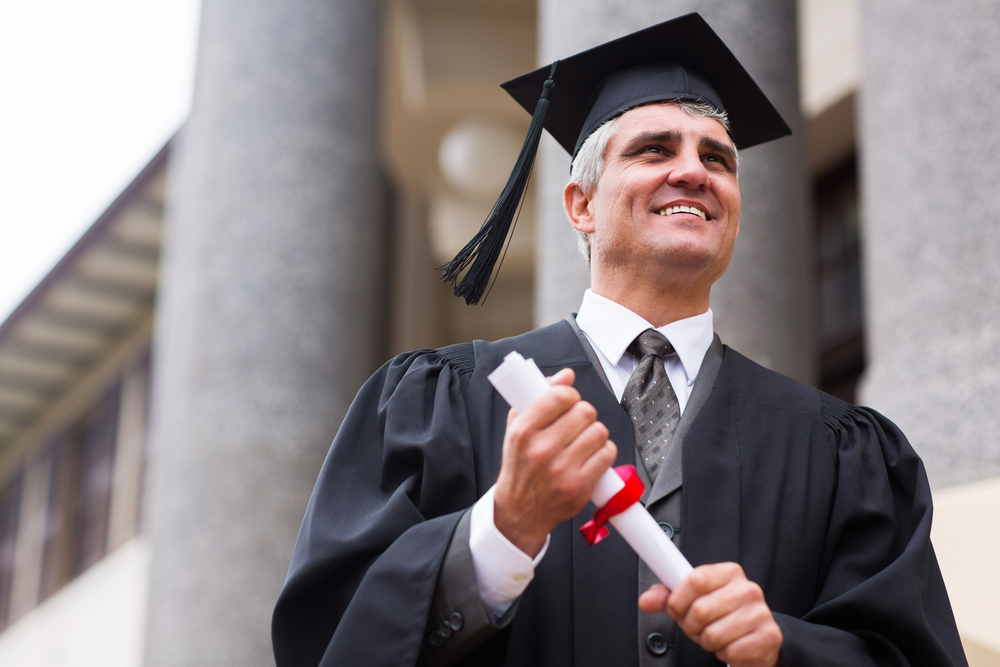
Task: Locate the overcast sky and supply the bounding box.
[0,0,201,323]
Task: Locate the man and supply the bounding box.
[272,14,967,667]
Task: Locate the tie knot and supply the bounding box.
[627,329,674,360]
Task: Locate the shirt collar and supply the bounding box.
[576,289,714,385]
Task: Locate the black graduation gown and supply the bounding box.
[271,320,967,667]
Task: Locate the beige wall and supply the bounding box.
[798,0,861,117]
[933,477,1000,664]
[0,538,149,667]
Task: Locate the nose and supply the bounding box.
[665,146,709,190]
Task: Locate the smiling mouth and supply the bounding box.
[656,205,709,221]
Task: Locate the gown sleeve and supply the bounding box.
[271,346,482,667]
[775,397,968,666]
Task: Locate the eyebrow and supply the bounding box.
[621,130,738,167]
[620,130,680,153]
[700,136,738,166]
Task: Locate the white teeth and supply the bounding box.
[657,205,707,220]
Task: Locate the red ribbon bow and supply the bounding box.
[579,465,645,545]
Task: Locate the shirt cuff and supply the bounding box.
[468,485,550,620]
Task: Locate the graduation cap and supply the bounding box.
[439,12,791,305]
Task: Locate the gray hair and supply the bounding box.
[568,100,738,264]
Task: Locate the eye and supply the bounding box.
[702,153,734,171]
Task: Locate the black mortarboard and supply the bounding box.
[439,12,791,305]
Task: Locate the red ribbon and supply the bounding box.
[579,465,645,545]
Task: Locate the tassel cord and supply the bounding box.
[439,61,559,305]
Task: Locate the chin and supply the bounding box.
[653,246,731,281]
[652,243,720,268]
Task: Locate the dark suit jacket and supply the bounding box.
[272,320,967,667]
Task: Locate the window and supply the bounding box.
[39,381,120,600]
[39,431,75,600]
[72,386,119,575]
[0,471,22,630]
[814,156,865,402]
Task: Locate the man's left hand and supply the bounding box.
[638,562,782,667]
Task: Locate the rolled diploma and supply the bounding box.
[488,351,694,590]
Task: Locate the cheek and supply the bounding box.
[594,191,633,236]
[604,166,653,213]
[722,182,741,218]
[603,177,633,210]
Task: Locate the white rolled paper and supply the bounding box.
[487,351,694,589]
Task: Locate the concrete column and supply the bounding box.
[534,134,589,326]
[145,0,387,665]
[858,2,1000,488]
[535,1,813,383]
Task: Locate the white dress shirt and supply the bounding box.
[469,290,715,618]
[574,289,714,406]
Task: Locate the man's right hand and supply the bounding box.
[493,368,618,557]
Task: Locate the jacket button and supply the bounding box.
[429,632,443,647]
[657,522,679,539]
[646,632,669,656]
[449,611,464,631]
[439,620,453,638]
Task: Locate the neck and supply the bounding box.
[590,273,711,328]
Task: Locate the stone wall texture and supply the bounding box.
[144,1,387,664]
[858,1,1000,488]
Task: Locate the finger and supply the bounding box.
[508,368,577,429]
[511,402,600,473]
[703,601,777,655]
[550,401,605,458]
[540,426,612,498]
[575,437,617,483]
[552,397,600,433]
[638,583,671,613]
[713,617,783,667]
[547,367,576,387]
[667,562,744,620]
[674,579,748,638]
[502,400,599,493]
[512,384,582,433]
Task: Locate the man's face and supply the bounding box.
[572,103,742,290]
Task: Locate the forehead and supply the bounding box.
[611,103,734,148]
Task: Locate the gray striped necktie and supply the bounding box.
[621,329,680,482]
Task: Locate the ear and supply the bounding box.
[563,181,596,234]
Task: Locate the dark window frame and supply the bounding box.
[0,470,23,630]
[814,155,865,403]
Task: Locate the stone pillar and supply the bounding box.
[534,132,589,325]
[858,2,1000,488]
[144,1,387,665]
[535,1,813,383]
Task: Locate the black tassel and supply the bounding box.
[439,61,558,305]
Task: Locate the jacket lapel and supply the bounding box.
[681,346,742,566]
[531,328,639,667]
[645,335,725,508]
[676,348,743,666]
[568,360,639,666]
